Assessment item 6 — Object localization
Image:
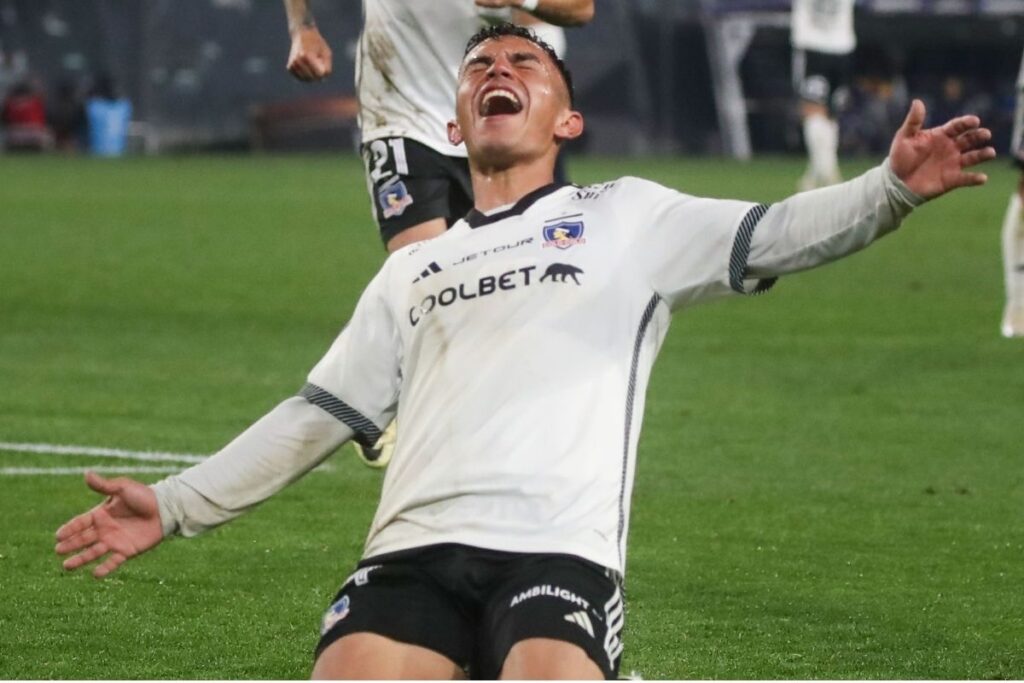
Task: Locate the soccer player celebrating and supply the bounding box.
[56,24,995,680]
[283,0,593,467]
[790,0,856,191]
[1001,48,1024,338]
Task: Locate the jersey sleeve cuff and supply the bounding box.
[151,478,182,537]
[882,157,926,211]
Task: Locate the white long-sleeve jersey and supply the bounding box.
[154,161,922,575]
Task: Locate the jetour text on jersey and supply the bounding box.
[408,265,537,327]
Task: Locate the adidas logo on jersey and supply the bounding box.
[413,262,442,283]
[564,610,595,638]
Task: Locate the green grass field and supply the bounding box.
[0,154,1021,679]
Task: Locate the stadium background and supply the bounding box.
[1,0,1022,679]
[2,0,1022,155]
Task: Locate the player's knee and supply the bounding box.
[498,638,604,680]
[312,632,461,680]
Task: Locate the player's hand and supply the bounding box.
[55,471,164,578]
[889,98,996,200]
[287,26,333,82]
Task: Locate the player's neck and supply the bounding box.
[470,159,557,214]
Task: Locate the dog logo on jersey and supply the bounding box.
[378,178,414,219]
[320,595,351,635]
[542,220,586,250]
[540,263,583,285]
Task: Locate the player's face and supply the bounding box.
[449,36,582,169]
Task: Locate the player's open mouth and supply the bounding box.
[480,88,523,117]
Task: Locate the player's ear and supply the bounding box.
[554,110,584,143]
[447,120,464,147]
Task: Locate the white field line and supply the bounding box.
[0,441,336,476]
[0,441,207,464]
[1,465,185,476]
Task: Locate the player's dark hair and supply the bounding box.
[463,23,575,106]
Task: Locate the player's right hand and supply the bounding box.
[55,471,164,578]
[287,27,333,82]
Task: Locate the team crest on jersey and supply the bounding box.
[378,178,414,219]
[320,595,351,635]
[542,220,586,250]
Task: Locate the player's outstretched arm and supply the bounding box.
[889,99,996,200]
[283,0,332,82]
[740,102,996,280]
[55,472,163,578]
[474,0,594,26]
[55,396,358,579]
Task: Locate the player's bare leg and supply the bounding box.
[499,638,603,680]
[312,632,464,680]
[1001,175,1024,338]
[799,101,842,191]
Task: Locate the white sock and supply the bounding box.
[826,119,841,181]
[803,114,840,185]
[1003,191,1024,310]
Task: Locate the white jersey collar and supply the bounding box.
[465,183,574,229]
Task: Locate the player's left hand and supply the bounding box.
[55,471,163,578]
[889,98,996,200]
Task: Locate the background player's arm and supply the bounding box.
[474,0,594,26]
[283,0,332,81]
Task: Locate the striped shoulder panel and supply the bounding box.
[298,383,382,448]
[729,202,778,295]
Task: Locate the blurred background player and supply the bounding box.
[282,0,593,467]
[1002,48,1024,338]
[791,0,856,191]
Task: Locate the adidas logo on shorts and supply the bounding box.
[564,610,595,638]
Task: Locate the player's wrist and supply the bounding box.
[517,0,540,12]
[288,21,318,38]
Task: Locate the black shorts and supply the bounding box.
[314,543,625,679]
[361,137,474,246]
[793,49,852,114]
